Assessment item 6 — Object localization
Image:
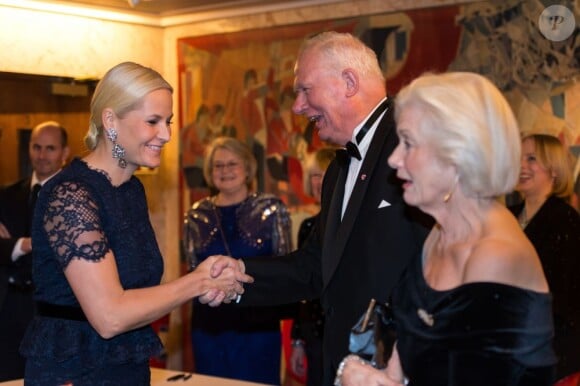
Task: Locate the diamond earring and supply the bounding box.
[106,128,127,169]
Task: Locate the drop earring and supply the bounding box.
[106,128,127,169]
[443,175,459,203]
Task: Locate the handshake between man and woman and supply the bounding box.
[195,255,252,307]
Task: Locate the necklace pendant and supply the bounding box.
[518,211,528,229]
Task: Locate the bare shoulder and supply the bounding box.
[463,216,548,293]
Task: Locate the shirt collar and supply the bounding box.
[31,169,61,188]
[350,97,388,159]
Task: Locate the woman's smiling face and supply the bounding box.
[211,148,247,195]
[516,136,554,199]
[115,88,173,170]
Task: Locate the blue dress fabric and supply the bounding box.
[183,194,292,385]
[20,158,164,385]
[393,252,557,386]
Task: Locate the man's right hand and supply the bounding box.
[209,255,246,279]
[197,255,251,307]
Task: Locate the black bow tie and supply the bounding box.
[345,141,362,160]
[339,99,390,165]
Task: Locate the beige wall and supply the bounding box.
[0,6,164,78]
[0,0,478,369]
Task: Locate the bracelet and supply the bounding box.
[291,339,305,348]
[334,354,367,386]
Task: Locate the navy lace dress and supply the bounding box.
[20,158,164,385]
[393,252,557,386]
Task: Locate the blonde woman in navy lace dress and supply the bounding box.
[20,62,252,385]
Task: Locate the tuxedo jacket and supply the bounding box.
[0,177,34,307]
[242,99,431,385]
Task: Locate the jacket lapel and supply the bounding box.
[321,157,348,284]
[321,102,395,286]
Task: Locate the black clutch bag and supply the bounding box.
[348,298,397,369]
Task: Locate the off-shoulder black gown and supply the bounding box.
[393,253,556,386]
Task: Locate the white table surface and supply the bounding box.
[0,367,272,386]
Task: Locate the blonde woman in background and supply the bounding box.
[20,62,251,385]
[509,133,580,381]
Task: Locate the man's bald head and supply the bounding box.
[29,121,70,182]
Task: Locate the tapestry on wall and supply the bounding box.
[449,0,579,149]
[177,0,578,210]
[177,4,460,208]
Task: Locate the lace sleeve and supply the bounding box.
[44,181,109,268]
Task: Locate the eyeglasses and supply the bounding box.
[213,161,241,171]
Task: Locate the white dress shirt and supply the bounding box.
[342,99,388,218]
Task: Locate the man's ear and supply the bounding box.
[342,69,359,97]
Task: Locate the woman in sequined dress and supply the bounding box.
[183,136,293,385]
[509,134,580,380]
[337,72,556,386]
[19,62,251,385]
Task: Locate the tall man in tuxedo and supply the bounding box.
[0,121,69,381]
[207,32,431,385]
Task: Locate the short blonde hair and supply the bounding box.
[395,72,521,198]
[303,147,337,196]
[84,62,173,150]
[523,134,576,199]
[203,137,257,190]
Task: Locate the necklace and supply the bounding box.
[518,208,528,229]
[211,196,233,257]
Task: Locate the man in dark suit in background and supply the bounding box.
[0,121,69,381]
[207,32,431,385]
